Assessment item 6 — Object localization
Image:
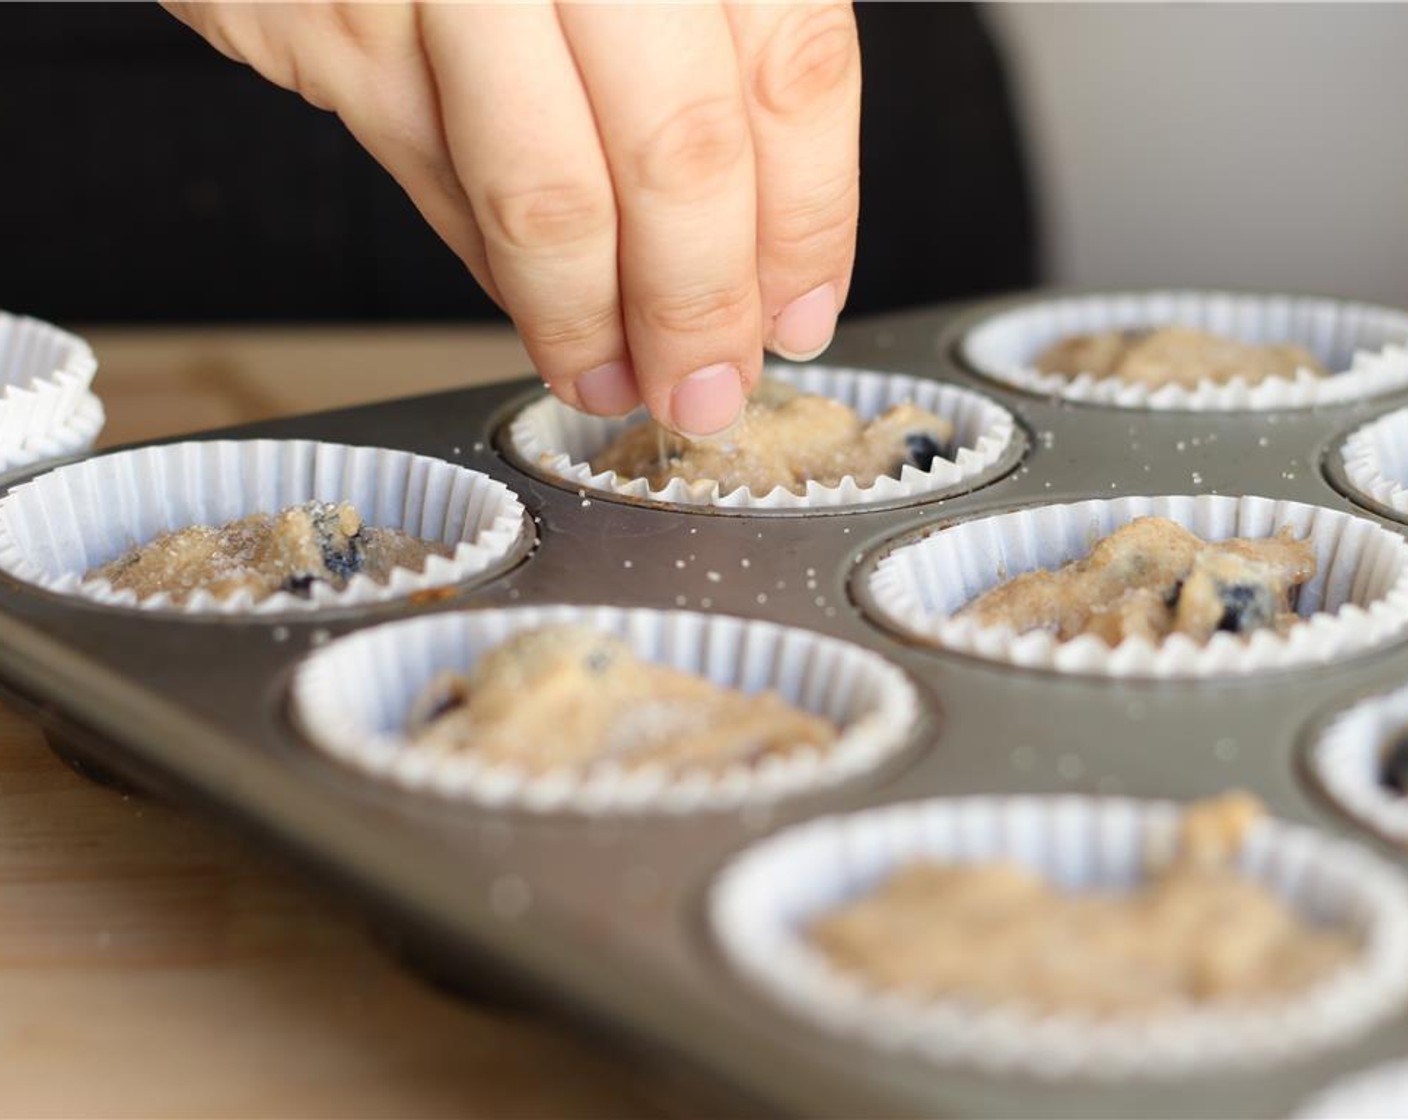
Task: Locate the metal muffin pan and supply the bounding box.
[3,295,1408,1117]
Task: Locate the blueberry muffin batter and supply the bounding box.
[90,501,451,604]
[809,794,1356,1016]
[959,517,1316,646]
[1036,326,1327,389]
[407,624,838,775]
[590,379,955,495]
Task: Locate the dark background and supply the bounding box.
[0,3,1037,325]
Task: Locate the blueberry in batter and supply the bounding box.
[90,500,452,605]
[1380,733,1408,795]
[904,432,948,472]
[959,518,1316,647]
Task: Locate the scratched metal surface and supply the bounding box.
[0,295,1406,1118]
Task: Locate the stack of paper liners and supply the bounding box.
[0,310,103,470]
[507,364,1017,510]
[0,439,527,614]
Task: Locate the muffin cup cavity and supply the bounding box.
[1307,684,1408,847]
[0,439,528,615]
[1337,405,1408,520]
[289,605,921,814]
[862,495,1408,679]
[0,311,101,462]
[504,364,1019,511]
[710,796,1408,1080]
[960,291,1408,410]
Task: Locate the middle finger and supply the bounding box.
[559,2,761,436]
[422,2,635,415]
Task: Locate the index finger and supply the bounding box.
[559,3,761,436]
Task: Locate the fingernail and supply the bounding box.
[575,360,641,416]
[771,283,837,362]
[670,363,744,436]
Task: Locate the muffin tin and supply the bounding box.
[5,294,1408,1117]
[503,362,1023,512]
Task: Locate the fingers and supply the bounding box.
[726,2,861,361]
[559,3,760,435]
[165,2,859,433]
[420,4,638,416]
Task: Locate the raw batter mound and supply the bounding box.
[809,793,1357,1016]
[589,379,956,495]
[958,517,1316,646]
[90,501,451,604]
[407,624,838,775]
[1035,326,1327,389]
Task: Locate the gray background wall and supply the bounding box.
[986,4,1408,306]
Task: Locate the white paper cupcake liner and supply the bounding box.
[505,364,1018,510]
[0,310,99,444]
[0,439,527,615]
[1293,1060,1408,1119]
[1307,684,1408,847]
[865,495,1408,678]
[1339,405,1408,518]
[960,291,1408,410]
[0,390,104,474]
[710,796,1408,1080]
[290,605,920,814]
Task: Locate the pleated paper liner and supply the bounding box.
[863,494,1408,678]
[290,605,921,814]
[960,291,1408,410]
[1307,683,1408,847]
[710,796,1408,1080]
[505,363,1019,511]
[0,310,98,445]
[1338,404,1408,520]
[0,439,528,615]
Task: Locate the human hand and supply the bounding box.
[164,2,861,435]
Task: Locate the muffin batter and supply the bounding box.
[91,500,451,604]
[590,379,955,495]
[809,794,1356,1016]
[1036,326,1328,389]
[407,624,838,775]
[959,517,1316,646]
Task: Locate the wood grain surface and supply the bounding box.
[0,326,671,1118]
